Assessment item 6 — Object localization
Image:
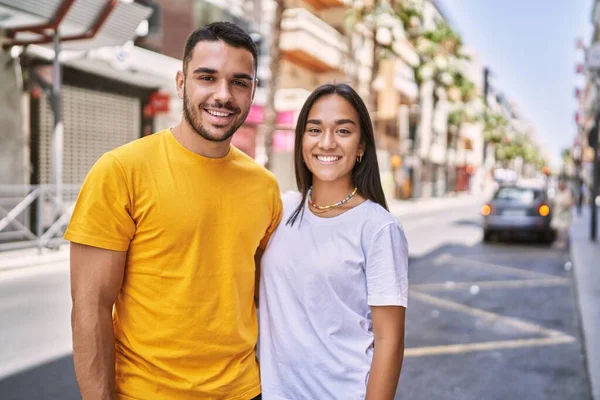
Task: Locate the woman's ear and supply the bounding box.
[358,142,366,155]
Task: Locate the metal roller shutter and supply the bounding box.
[38,85,141,200]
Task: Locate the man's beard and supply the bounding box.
[183,88,249,143]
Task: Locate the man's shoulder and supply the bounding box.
[230,147,279,187]
[107,130,167,164]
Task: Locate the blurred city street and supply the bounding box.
[0,196,594,400]
[1,0,600,398]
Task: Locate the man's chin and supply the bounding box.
[195,125,237,143]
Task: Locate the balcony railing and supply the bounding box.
[303,0,347,10]
[393,38,420,67]
[280,8,348,73]
[0,184,79,251]
[394,60,418,101]
[275,88,312,112]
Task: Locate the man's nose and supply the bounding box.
[212,80,233,105]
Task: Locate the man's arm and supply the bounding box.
[70,242,127,400]
[366,306,406,400]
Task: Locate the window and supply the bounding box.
[494,188,540,203]
[195,0,250,31]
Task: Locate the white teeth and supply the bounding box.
[207,110,231,117]
[316,155,340,162]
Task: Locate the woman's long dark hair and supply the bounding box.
[287,83,388,226]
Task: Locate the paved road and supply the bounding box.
[0,203,591,399]
[396,208,592,400]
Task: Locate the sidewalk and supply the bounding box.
[388,191,484,218]
[0,245,69,272]
[570,206,600,400]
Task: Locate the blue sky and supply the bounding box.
[437,0,594,166]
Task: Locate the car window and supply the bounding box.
[493,187,540,203]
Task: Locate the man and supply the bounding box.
[66,22,282,400]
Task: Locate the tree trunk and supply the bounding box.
[262,0,284,171]
[368,31,379,113]
[345,26,359,88]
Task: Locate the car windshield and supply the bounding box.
[494,187,540,203]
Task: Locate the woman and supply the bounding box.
[551,179,573,249]
[258,83,409,399]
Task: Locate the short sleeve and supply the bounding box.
[365,222,409,307]
[64,153,135,251]
[259,184,283,250]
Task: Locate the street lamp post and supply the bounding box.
[573,142,583,216]
[585,43,600,240]
[591,111,599,240]
[51,31,63,219]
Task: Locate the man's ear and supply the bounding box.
[251,78,258,104]
[176,70,185,100]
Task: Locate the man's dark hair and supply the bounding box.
[183,22,258,74]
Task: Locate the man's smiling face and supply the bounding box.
[179,40,256,142]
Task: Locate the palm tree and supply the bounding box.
[345,0,401,112]
[262,0,284,171]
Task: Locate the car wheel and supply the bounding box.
[483,230,493,243]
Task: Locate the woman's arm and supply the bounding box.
[366,306,406,400]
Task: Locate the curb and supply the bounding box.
[570,211,600,400]
[0,246,69,272]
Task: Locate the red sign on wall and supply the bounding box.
[149,92,170,114]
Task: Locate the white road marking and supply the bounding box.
[404,336,576,357]
[409,291,573,338]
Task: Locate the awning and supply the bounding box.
[0,0,152,50]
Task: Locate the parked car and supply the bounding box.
[481,185,555,242]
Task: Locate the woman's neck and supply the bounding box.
[310,178,356,207]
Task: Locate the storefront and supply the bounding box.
[29,65,155,194]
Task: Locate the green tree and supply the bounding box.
[345,0,424,111]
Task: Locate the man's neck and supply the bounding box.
[171,121,231,159]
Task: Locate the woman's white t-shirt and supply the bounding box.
[258,191,409,400]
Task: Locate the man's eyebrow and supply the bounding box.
[191,68,254,81]
[233,73,254,81]
[192,67,217,74]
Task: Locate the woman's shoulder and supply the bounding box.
[362,200,402,228]
[282,191,302,207]
[281,191,303,217]
[352,200,405,244]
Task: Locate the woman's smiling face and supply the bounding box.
[302,94,364,185]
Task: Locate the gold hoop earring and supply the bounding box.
[357,154,363,163]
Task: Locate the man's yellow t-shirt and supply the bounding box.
[64,129,282,400]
